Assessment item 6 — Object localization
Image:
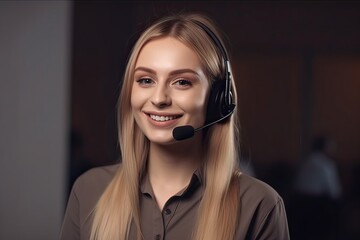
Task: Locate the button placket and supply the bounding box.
[151,196,164,240]
[162,196,183,236]
[162,205,174,225]
[164,208,172,215]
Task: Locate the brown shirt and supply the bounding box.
[60,164,289,240]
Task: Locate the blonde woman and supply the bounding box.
[60,13,289,240]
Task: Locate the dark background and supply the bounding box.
[68,1,360,239]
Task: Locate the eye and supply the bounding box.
[173,79,192,88]
[136,78,154,86]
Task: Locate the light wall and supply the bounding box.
[0,1,70,239]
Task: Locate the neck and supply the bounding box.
[147,136,203,209]
[148,138,203,180]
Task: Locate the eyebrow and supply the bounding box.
[134,66,200,77]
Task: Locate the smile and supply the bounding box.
[149,114,181,122]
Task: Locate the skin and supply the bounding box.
[131,37,210,210]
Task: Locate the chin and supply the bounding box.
[148,138,177,145]
[145,132,176,145]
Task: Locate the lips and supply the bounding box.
[149,114,181,122]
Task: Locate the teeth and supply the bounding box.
[150,115,178,122]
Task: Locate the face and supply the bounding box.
[131,37,210,144]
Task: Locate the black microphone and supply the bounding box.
[172,104,235,141]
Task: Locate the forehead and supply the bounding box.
[135,37,202,70]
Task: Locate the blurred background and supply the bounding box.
[1,1,359,239]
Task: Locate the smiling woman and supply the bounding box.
[60,13,290,240]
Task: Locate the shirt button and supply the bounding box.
[165,208,172,215]
[155,234,161,240]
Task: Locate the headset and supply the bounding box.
[172,20,236,141]
[194,20,236,124]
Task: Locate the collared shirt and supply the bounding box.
[134,171,203,240]
[60,164,290,240]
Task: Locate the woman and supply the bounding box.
[60,13,289,240]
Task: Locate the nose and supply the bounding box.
[151,84,171,108]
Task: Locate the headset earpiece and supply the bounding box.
[206,80,226,123]
[206,79,235,124]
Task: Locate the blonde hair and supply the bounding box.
[90,13,241,240]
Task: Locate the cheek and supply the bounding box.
[130,87,144,128]
[176,88,209,115]
[130,85,143,110]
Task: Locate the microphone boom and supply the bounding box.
[172,104,235,141]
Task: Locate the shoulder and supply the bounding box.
[237,173,282,206]
[61,163,122,239]
[75,163,120,184]
[235,173,290,239]
[72,163,121,200]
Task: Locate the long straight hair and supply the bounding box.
[90,13,241,240]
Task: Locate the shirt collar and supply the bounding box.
[140,169,203,198]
